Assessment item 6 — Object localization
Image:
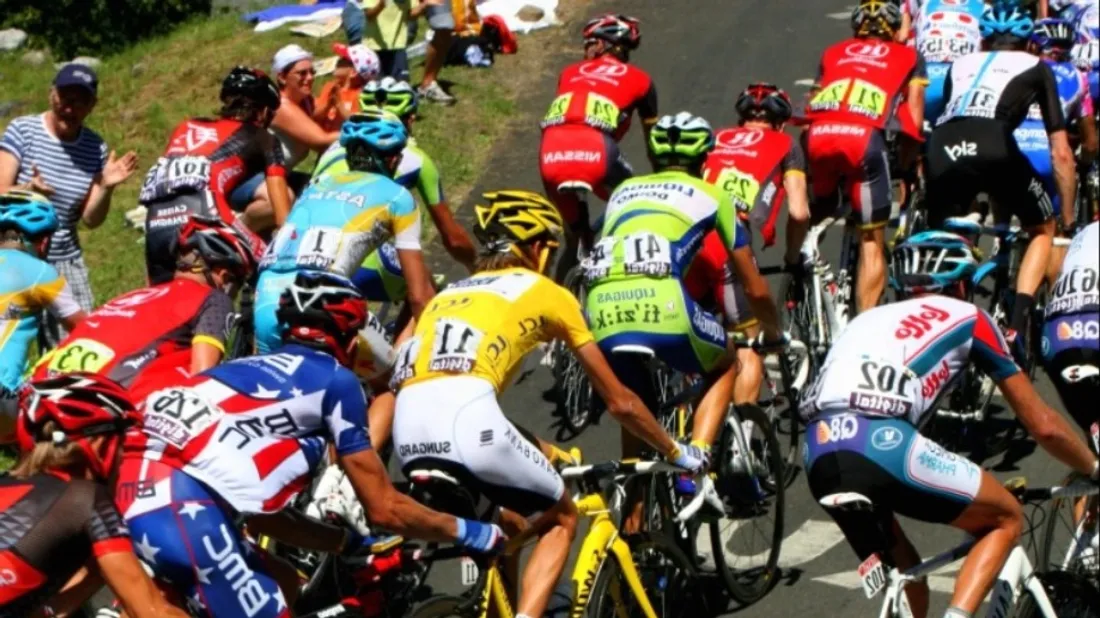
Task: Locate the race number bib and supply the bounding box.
[428,319,483,374]
[846,358,918,418]
[390,336,421,390]
[296,226,343,270]
[582,237,617,282]
[1048,267,1099,315]
[542,93,573,127]
[919,36,978,63]
[46,339,115,374]
[144,388,224,449]
[584,92,621,133]
[715,167,761,213]
[847,79,888,119]
[810,79,850,112]
[1072,40,1099,71]
[621,233,672,277]
[948,87,998,121]
[139,156,210,201]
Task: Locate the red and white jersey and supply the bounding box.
[800,296,1020,426]
[121,344,371,517]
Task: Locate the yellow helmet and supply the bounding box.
[474,190,563,249]
[851,0,902,38]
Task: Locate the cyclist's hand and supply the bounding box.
[456,518,507,555]
[782,260,808,304]
[669,441,709,475]
[754,330,791,354]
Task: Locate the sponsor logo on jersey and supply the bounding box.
[810,123,869,136]
[816,414,858,444]
[594,286,656,304]
[943,140,978,162]
[894,303,952,339]
[578,61,628,80]
[589,303,663,329]
[202,524,276,617]
[871,426,904,450]
[542,150,603,165]
[0,568,18,586]
[840,42,892,68]
[848,391,913,416]
[921,360,953,399]
[216,163,243,194]
[715,128,764,152]
[398,441,452,457]
[691,305,726,343]
[1056,319,1100,341]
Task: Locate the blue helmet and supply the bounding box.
[339,108,407,156]
[0,190,58,238]
[980,4,1034,41]
[890,231,979,297]
[1030,18,1075,52]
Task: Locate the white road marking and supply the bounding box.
[794,78,817,87]
[827,11,852,19]
[697,518,847,569]
[812,557,984,596]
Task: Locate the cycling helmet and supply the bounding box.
[1030,18,1075,53]
[851,0,902,38]
[648,112,716,168]
[0,190,58,238]
[980,4,1034,41]
[890,231,979,297]
[582,14,641,50]
[735,83,794,126]
[16,373,138,479]
[220,66,281,112]
[359,77,418,119]
[474,190,563,254]
[176,215,257,281]
[276,271,368,366]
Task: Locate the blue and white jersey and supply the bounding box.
[800,296,1020,427]
[126,344,371,515]
[1014,59,1093,151]
[912,0,983,64]
[1047,222,1100,321]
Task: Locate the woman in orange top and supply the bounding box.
[317,43,382,133]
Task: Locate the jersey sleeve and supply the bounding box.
[415,151,446,207]
[388,188,423,251]
[0,117,27,162]
[257,128,287,177]
[322,367,372,456]
[85,482,132,558]
[546,281,595,350]
[969,307,1021,382]
[635,75,659,122]
[909,54,930,86]
[1035,62,1068,133]
[192,290,233,353]
[715,192,750,251]
[782,139,807,176]
[30,263,82,320]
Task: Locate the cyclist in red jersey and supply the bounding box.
[804,0,927,314]
[141,67,290,285]
[688,83,810,407]
[33,217,255,403]
[0,374,187,618]
[539,13,658,280]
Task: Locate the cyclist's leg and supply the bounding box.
[925,120,986,229]
[352,242,408,303]
[540,125,603,282]
[1012,122,1062,285]
[253,270,297,354]
[846,128,892,314]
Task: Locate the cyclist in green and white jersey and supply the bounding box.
[312,77,476,303]
[584,112,784,483]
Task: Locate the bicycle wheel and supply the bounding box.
[408,595,475,618]
[1037,472,1099,576]
[707,405,785,606]
[586,533,707,618]
[1011,570,1100,618]
[554,347,594,434]
[765,351,802,488]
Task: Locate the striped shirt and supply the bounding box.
[0,114,107,261]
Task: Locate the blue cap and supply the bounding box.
[53,64,98,95]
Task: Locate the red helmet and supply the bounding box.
[582,14,641,51]
[16,373,139,479]
[176,215,258,282]
[276,271,368,366]
[735,83,794,126]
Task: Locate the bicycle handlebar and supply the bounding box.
[1005,478,1098,504]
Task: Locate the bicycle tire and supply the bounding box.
[407,594,475,618]
[1037,471,1099,576]
[1012,570,1100,618]
[585,532,707,618]
[555,349,594,434]
[709,404,785,606]
[768,351,802,488]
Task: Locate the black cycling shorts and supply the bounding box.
[143,193,209,285]
[926,118,1054,228]
[1043,345,1100,441]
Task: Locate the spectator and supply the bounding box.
[0,64,138,320]
[269,45,340,187]
[344,0,427,83]
[420,0,458,104]
[317,43,382,132]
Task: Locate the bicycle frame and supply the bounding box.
[800,217,855,358]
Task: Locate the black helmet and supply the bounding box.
[175,215,258,281]
[220,66,280,112]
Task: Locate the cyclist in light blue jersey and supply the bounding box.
[253,109,435,356]
[0,191,84,441]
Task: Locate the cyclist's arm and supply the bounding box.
[1077,89,1098,163]
[391,191,434,318]
[1038,0,1049,18]
[783,142,811,266]
[36,266,85,331]
[258,130,292,226]
[1034,63,1077,228]
[0,150,18,191]
[717,198,780,339]
[270,102,340,153]
[246,509,346,553]
[898,0,913,43]
[906,58,929,133]
[190,290,234,375]
[37,564,103,618]
[341,449,461,541]
[96,552,189,618]
[416,154,476,271]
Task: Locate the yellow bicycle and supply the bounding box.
[408,457,706,618]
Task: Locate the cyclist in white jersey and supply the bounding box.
[802,230,1098,618]
[906,0,985,123]
[926,4,1078,361]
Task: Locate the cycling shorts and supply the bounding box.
[1041,311,1100,434]
[117,458,288,618]
[1014,121,1062,217]
[924,63,951,128]
[926,118,1054,228]
[805,122,892,231]
[253,270,297,354]
[683,231,756,331]
[586,276,727,375]
[352,242,406,303]
[539,125,633,227]
[805,413,980,526]
[393,376,564,517]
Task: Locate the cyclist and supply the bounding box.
[1070,5,1098,103]
[390,190,705,618]
[0,190,84,441]
[805,0,927,315]
[34,216,255,404]
[141,66,289,285]
[1014,17,1098,278]
[585,112,783,478]
[313,77,476,301]
[539,13,657,281]
[2,374,188,618]
[692,84,810,409]
[253,109,435,354]
[927,4,1077,359]
[116,271,505,618]
[802,231,1100,618]
[906,0,985,124]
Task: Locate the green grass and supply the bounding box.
[0,11,533,304]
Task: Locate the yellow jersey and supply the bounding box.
[394,268,594,393]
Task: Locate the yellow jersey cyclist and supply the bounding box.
[0,191,84,442]
[584,112,784,485]
[254,108,436,356]
[390,190,706,618]
[313,77,477,304]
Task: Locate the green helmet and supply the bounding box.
[359,77,418,119]
[647,112,715,167]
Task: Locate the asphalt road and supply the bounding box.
[417,1,1081,616]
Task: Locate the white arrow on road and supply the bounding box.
[812,557,969,594]
[698,518,848,569]
[828,5,857,19]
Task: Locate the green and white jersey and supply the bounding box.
[313,137,445,207]
[584,170,748,283]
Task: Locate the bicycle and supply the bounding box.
[226,280,256,360]
[407,456,707,618]
[1036,422,1100,579]
[818,477,1100,618]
